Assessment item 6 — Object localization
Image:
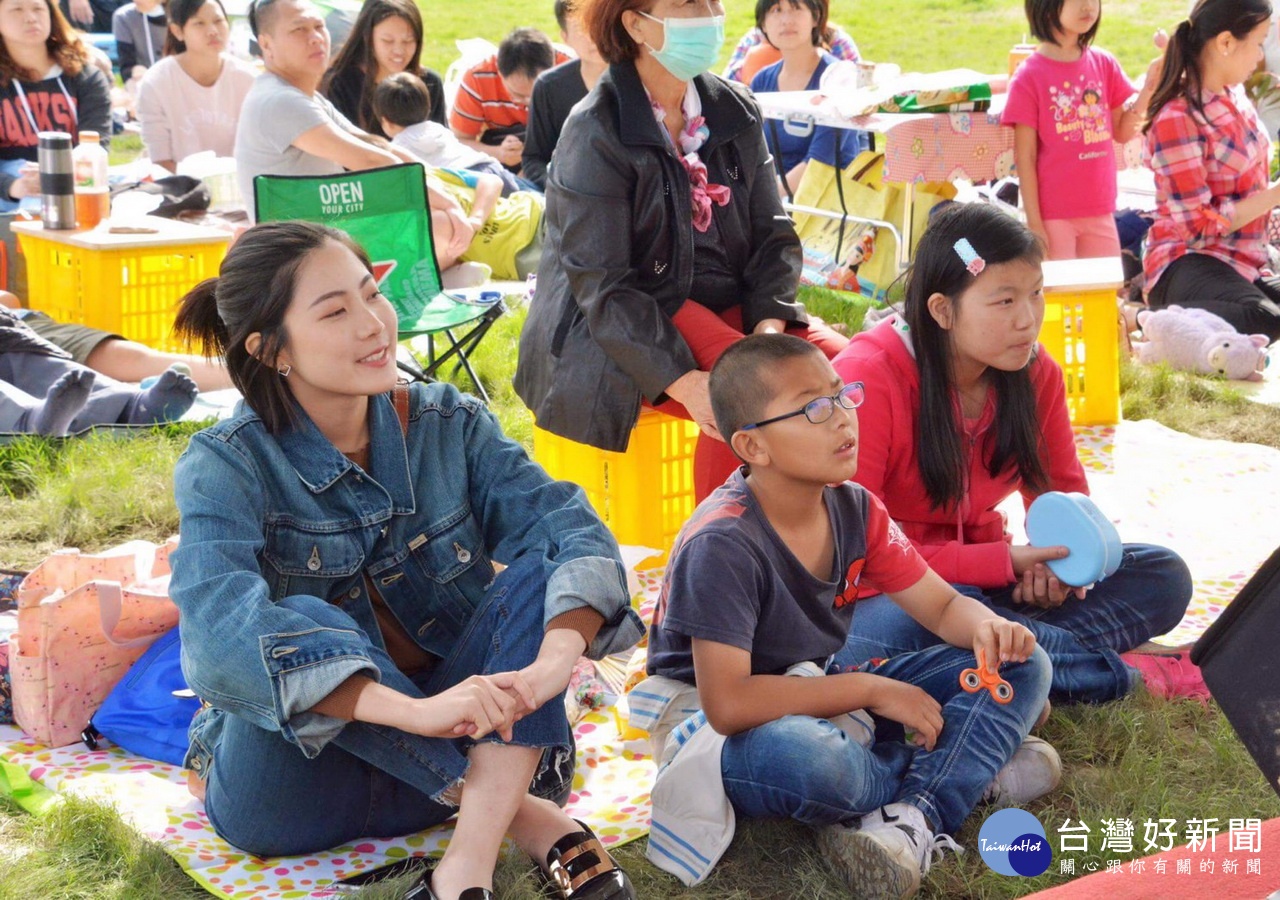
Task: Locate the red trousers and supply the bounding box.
[651,301,849,502]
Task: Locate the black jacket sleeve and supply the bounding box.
[117,41,137,75]
[521,76,556,190]
[73,66,113,149]
[546,109,697,401]
[734,91,805,330]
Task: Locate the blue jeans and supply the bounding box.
[202,554,573,857]
[721,644,1052,835]
[840,544,1192,704]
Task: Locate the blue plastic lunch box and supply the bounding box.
[1025,491,1123,587]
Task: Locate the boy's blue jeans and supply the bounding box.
[721,644,1052,835]
[201,554,573,857]
[839,544,1191,703]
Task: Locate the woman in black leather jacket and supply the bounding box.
[515,0,847,502]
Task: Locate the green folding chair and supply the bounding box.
[253,163,504,403]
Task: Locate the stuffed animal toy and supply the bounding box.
[1134,305,1271,381]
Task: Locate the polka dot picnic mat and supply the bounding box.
[0,698,657,898]
[1002,420,1280,648]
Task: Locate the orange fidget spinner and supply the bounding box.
[959,649,1014,704]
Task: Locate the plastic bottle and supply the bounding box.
[72,131,110,229]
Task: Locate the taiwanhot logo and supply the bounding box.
[978,808,1052,876]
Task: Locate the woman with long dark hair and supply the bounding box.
[830,204,1201,705]
[320,0,445,137]
[1143,0,1280,341]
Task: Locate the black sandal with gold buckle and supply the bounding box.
[542,820,636,900]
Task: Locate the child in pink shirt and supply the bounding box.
[1002,0,1154,259]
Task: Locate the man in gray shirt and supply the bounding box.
[234,0,476,266]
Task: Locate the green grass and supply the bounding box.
[0,424,200,570]
[1121,360,1280,447]
[0,796,207,900]
[5,692,1277,898]
[3,3,1279,898]
[418,0,1171,85]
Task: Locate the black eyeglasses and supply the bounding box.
[740,381,865,431]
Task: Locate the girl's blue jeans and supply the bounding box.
[839,543,1192,704]
[202,554,574,857]
[721,644,1052,835]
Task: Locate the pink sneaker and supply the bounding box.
[1121,652,1212,704]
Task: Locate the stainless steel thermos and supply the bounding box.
[37,131,76,230]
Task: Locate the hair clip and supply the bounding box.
[954,238,985,276]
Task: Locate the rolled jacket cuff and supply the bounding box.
[260,626,381,757]
[545,555,644,659]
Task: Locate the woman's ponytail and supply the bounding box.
[174,277,230,361]
[1144,19,1197,132]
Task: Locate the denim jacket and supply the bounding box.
[171,381,643,766]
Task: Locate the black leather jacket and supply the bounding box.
[514,59,805,452]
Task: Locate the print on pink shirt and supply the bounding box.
[1049,77,1112,145]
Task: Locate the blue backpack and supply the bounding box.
[82,628,200,766]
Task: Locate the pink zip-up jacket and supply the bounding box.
[830,316,1088,594]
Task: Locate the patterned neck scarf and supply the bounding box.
[648,82,731,232]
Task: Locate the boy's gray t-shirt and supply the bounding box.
[234,72,358,219]
[647,468,928,684]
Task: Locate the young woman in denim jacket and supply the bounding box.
[169,221,642,900]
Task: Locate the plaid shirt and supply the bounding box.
[721,26,859,83]
[1143,86,1272,296]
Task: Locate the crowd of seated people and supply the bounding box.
[8,0,1275,393]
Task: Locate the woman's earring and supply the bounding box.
[278,364,291,377]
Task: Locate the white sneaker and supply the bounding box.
[816,803,962,900]
[982,735,1062,806]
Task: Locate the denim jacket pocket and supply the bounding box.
[262,524,366,601]
[403,513,494,630]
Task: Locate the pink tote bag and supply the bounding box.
[8,538,180,748]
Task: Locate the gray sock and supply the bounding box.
[31,369,94,436]
[128,367,198,424]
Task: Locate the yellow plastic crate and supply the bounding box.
[533,409,700,556]
[1041,258,1123,426]
[14,219,229,353]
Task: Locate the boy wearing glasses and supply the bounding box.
[636,334,1058,898]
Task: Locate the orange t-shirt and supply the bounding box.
[449,50,572,138]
